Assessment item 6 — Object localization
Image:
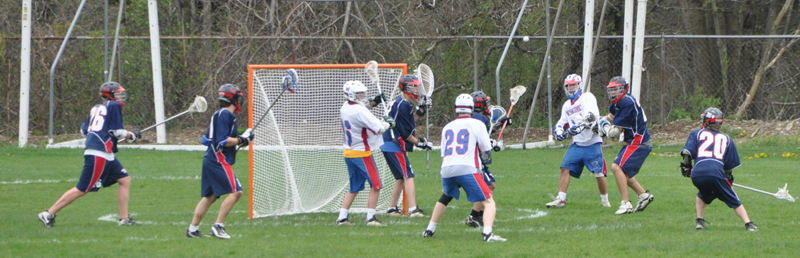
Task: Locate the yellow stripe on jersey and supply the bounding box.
[344,149,372,158]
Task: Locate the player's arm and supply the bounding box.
[475,122,492,152]
[553,109,569,140]
[106,104,140,142]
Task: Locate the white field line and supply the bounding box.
[1,175,200,185]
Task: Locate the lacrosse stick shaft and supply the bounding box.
[141,110,191,133]
[732,183,778,197]
[497,105,516,140]
[426,108,430,170]
[253,88,287,131]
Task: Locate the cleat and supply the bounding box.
[745,222,759,231]
[118,217,142,226]
[422,230,434,238]
[634,190,654,212]
[210,224,230,239]
[483,233,507,242]
[408,208,426,218]
[366,217,384,227]
[545,197,566,208]
[615,201,633,215]
[186,229,209,238]
[695,218,706,230]
[335,218,354,226]
[600,199,612,208]
[38,211,56,228]
[386,208,403,217]
[465,215,483,228]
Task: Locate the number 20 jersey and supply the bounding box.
[683,128,741,179]
[440,117,492,178]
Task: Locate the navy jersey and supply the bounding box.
[381,96,416,153]
[204,109,239,165]
[608,94,650,144]
[471,112,490,133]
[82,101,124,153]
[683,129,740,179]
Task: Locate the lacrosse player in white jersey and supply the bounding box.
[546,74,610,208]
[336,81,395,226]
[423,94,506,242]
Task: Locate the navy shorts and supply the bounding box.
[345,156,383,193]
[382,151,414,180]
[561,143,607,178]
[76,155,128,193]
[202,153,242,198]
[613,144,651,178]
[693,176,742,208]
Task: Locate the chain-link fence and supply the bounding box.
[2,35,799,141]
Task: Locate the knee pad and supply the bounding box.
[438,195,453,206]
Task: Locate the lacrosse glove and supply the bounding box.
[554,128,566,141]
[370,93,386,105]
[416,137,433,150]
[725,170,734,183]
[383,115,396,129]
[680,149,693,177]
[238,128,255,147]
[128,129,142,143]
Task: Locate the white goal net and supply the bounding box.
[248,64,407,218]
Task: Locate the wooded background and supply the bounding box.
[1,0,799,139]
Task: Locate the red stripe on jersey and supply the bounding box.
[619,145,639,167]
[473,143,479,168]
[363,156,382,190]
[104,139,113,153]
[632,133,643,145]
[215,151,237,193]
[398,137,406,152]
[361,128,370,151]
[472,173,493,200]
[85,156,107,193]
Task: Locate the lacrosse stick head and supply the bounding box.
[776,183,796,202]
[282,68,299,93]
[416,64,435,98]
[187,96,208,113]
[509,85,527,105]
[365,61,380,83]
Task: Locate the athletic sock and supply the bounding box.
[601,194,609,202]
[426,221,437,232]
[483,226,492,235]
[366,209,376,220]
[558,192,567,201]
[214,223,224,228]
[387,206,397,212]
[478,210,484,217]
[338,208,349,221]
[189,224,200,232]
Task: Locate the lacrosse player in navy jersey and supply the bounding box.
[186,84,253,239]
[38,82,142,228]
[546,74,610,209]
[381,74,432,218]
[423,94,506,242]
[463,91,505,227]
[681,107,758,231]
[335,81,394,226]
[598,76,654,215]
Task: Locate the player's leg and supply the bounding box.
[192,195,217,226]
[459,174,505,242]
[611,163,633,214]
[585,143,609,206]
[115,176,136,224]
[40,154,105,227]
[424,178,458,237]
[695,196,707,220]
[400,152,424,217]
[46,188,86,215]
[383,151,405,216]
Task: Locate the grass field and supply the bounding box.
[1,141,798,257]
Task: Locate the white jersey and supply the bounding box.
[556,92,603,146]
[340,101,385,157]
[440,117,492,178]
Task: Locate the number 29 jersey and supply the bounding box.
[683,128,741,179]
[440,117,492,178]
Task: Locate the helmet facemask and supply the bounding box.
[606,77,629,104]
[564,83,581,101]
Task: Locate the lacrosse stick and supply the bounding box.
[497,85,527,146]
[733,183,796,203]
[365,61,396,144]
[416,63,434,170]
[119,96,208,142]
[253,68,299,131]
[489,105,507,151]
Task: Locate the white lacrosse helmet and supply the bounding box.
[343,80,368,106]
[455,94,474,114]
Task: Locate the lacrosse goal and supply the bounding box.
[248,64,407,218]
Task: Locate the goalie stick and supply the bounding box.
[119,96,208,142]
[733,183,796,203]
[489,105,507,151]
[496,85,527,149]
[253,68,299,131]
[416,64,434,170]
[365,61,395,142]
